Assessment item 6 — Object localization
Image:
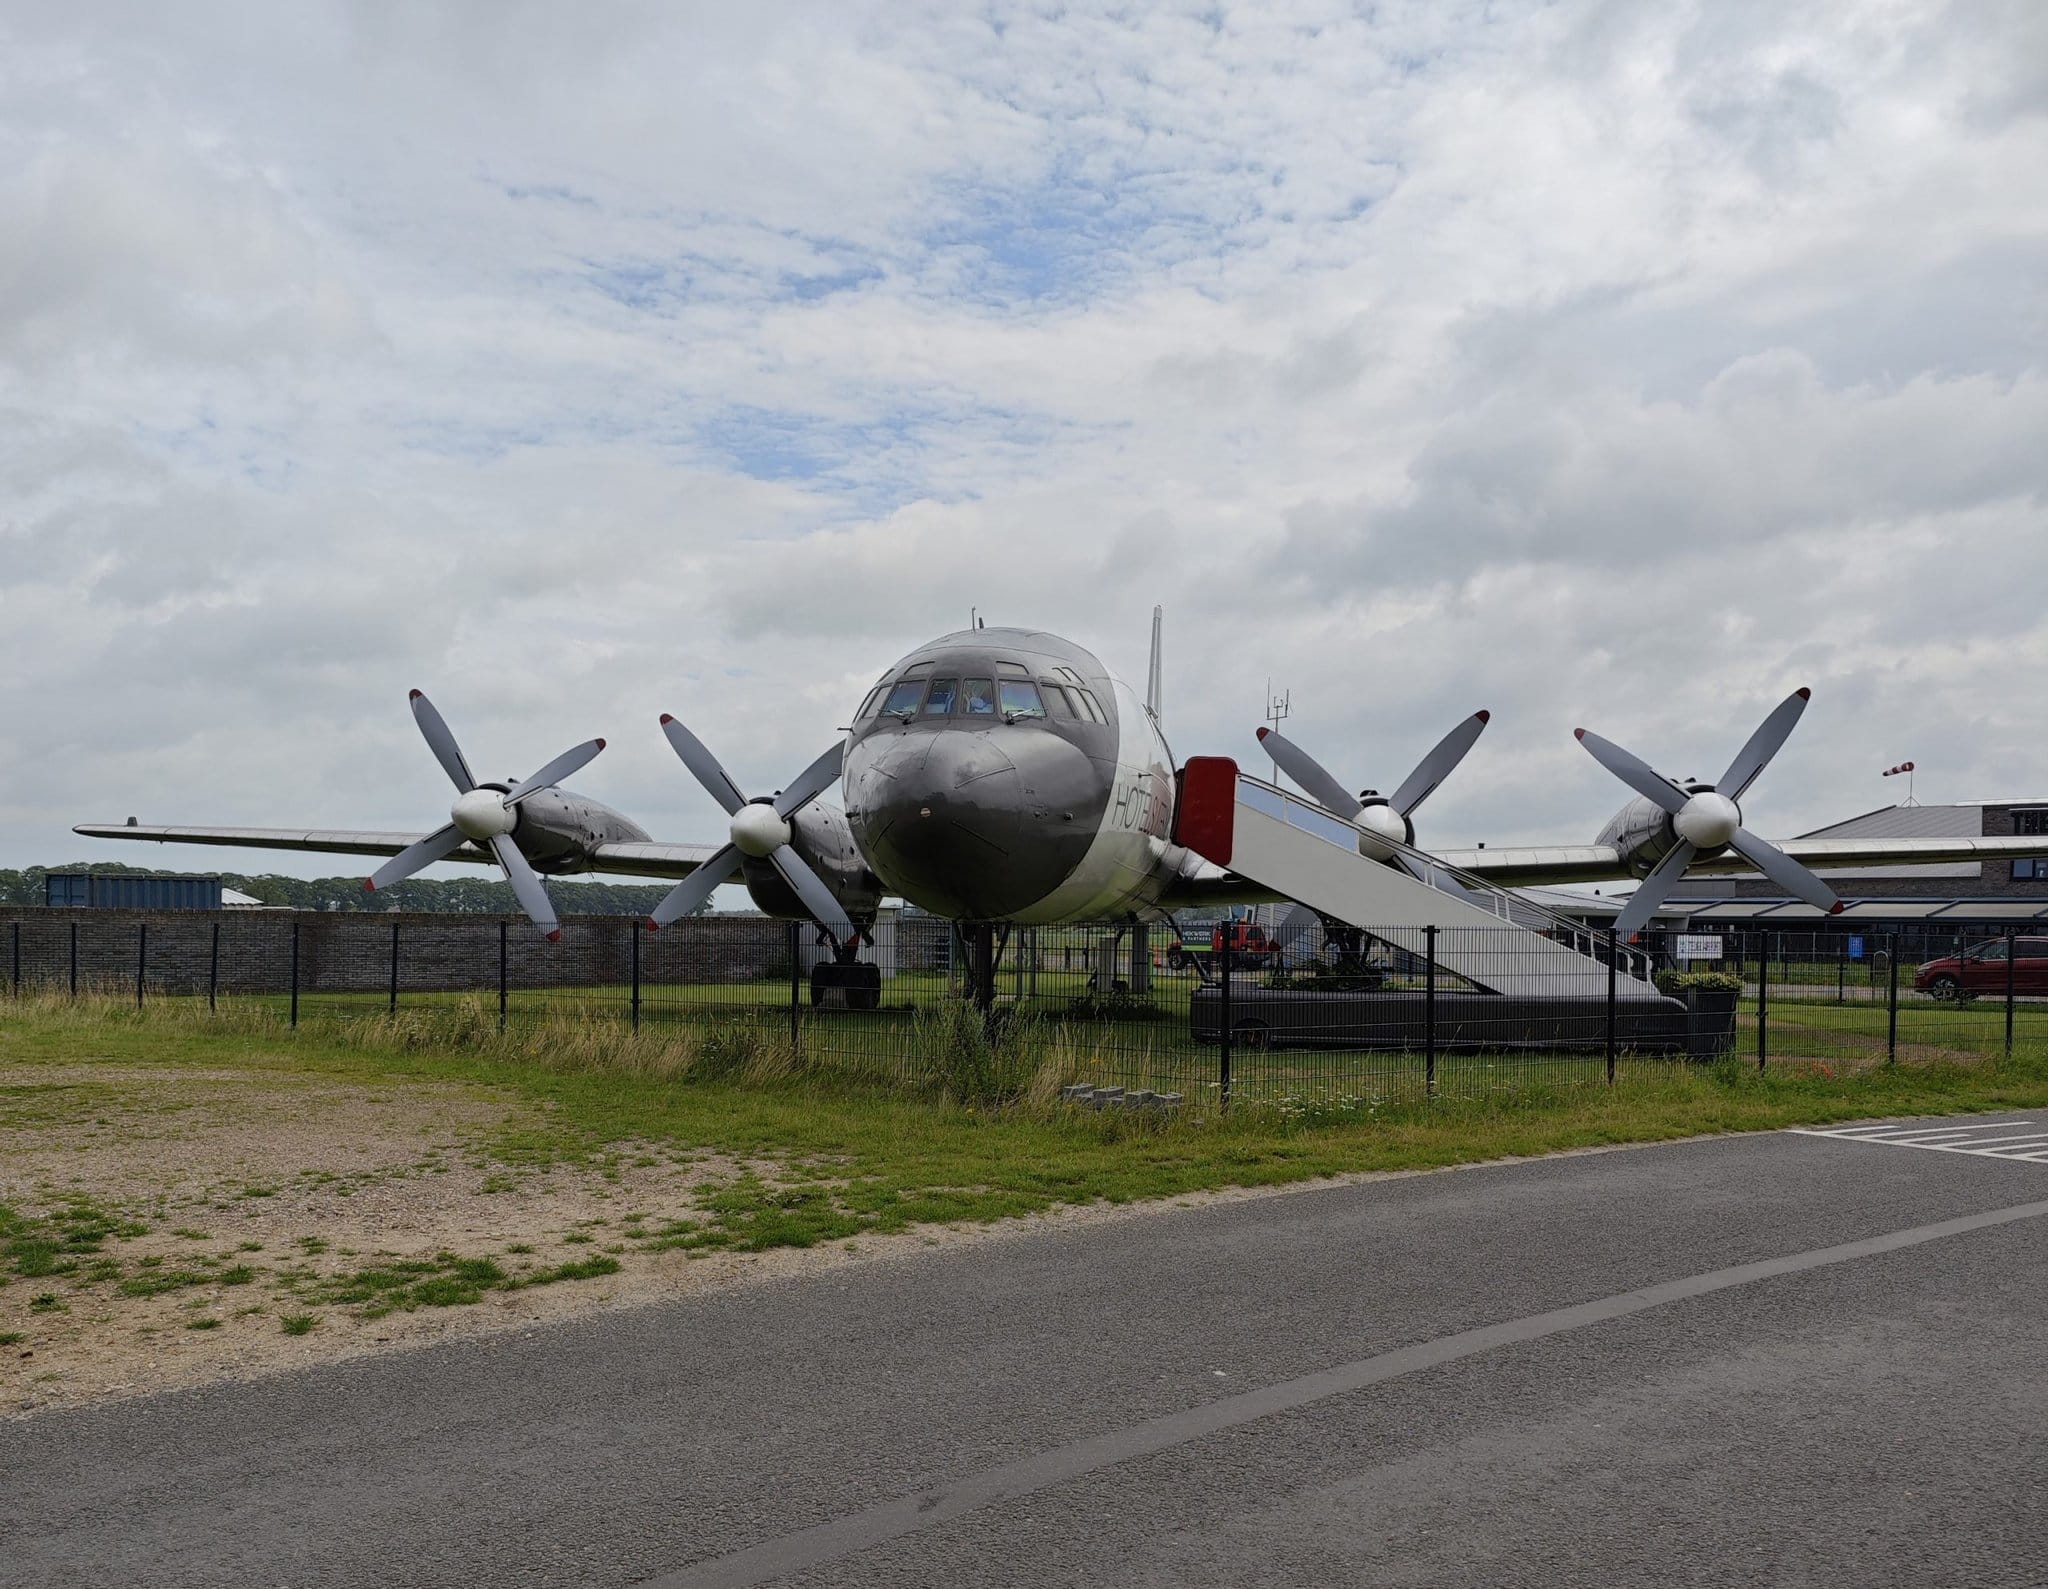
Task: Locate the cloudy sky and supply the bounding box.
[4,0,2045,890]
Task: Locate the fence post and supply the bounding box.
[1756,932,1770,1072]
[1605,927,1618,1085]
[388,920,401,1014]
[1836,955,1844,1004]
[1886,933,1899,1067]
[136,922,146,1009]
[1424,924,1438,1097]
[497,920,509,1029]
[11,920,19,997]
[1217,934,1232,1110]
[289,921,300,1029]
[70,920,78,997]
[788,920,801,1057]
[631,919,641,1035]
[2005,926,2016,1061]
[209,920,220,1014]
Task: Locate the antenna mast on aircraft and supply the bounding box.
[1145,606,1164,723]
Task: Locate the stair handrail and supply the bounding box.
[1234,770,1657,984]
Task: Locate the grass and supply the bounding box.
[280,1313,317,1336]
[7,992,2048,1268]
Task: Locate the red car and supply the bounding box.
[1914,938,2048,1001]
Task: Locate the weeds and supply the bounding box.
[280,1313,317,1335]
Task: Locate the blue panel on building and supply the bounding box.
[45,875,223,910]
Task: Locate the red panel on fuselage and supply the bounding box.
[1173,756,1238,867]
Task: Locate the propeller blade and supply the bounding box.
[1717,688,1811,802]
[488,833,560,939]
[1574,729,1688,816]
[1614,839,1697,938]
[1389,710,1490,817]
[646,844,743,929]
[768,845,855,944]
[505,738,606,808]
[365,823,467,893]
[660,715,747,816]
[771,741,846,820]
[409,690,476,794]
[1727,827,1842,915]
[1256,727,1363,818]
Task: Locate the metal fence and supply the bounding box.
[3,911,2035,1107]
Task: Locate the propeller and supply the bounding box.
[364,691,605,940]
[1576,686,1842,939]
[1255,711,1490,957]
[646,716,854,942]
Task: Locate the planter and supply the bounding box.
[1684,988,1739,1061]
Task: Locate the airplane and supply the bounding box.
[76,615,2048,979]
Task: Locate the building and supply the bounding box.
[1653,800,2048,955]
[44,873,224,911]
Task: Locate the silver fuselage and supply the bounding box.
[832,627,1184,923]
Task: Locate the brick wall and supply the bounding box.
[0,910,798,996]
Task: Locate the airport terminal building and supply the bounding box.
[1615,800,2048,954]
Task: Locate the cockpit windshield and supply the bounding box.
[998,680,1045,719]
[865,656,1094,729]
[881,680,925,717]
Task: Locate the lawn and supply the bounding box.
[7,990,2048,1259]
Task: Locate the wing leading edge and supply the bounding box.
[70,824,727,882]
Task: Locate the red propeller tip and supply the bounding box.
[595,738,606,751]
[1828,900,1845,915]
[362,879,376,893]
[659,713,674,725]
[1573,728,1586,740]
[1255,726,1270,741]
[407,689,423,700]
[1475,710,1490,723]
[1795,686,1811,700]
[643,918,661,933]
[546,930,562,943]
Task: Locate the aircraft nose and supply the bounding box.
[846,731,1091,919]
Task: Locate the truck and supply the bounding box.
[1161,918,1284,974]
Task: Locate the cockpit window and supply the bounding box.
[857,686,887,720]
[923,677,958,714]
[1073,687,1106,724]
[881,679,926,717]
[1040,681,1074,718]
[963,677,997,715]
[999,680,1045,719]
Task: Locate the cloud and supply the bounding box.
[2,0,2045,882]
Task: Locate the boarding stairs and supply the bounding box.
[1173,757,1661,999]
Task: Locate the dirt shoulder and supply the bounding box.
[1,1058,786,1416]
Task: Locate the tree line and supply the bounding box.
[0,861,695,917]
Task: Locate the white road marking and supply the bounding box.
[1789,1118,2048,1161]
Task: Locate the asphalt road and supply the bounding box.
[6,1118,2046,1588]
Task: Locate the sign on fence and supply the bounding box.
[1848,935,1865,960]
[1674,934,1724,963]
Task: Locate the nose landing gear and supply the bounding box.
[809,929,882,1010]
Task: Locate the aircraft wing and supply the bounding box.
[71,824,728,881]
[1434,835,2048,888]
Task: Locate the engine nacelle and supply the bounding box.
[1595,785,1730,877]
[484,784,651,876]
[739,803,885,928]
